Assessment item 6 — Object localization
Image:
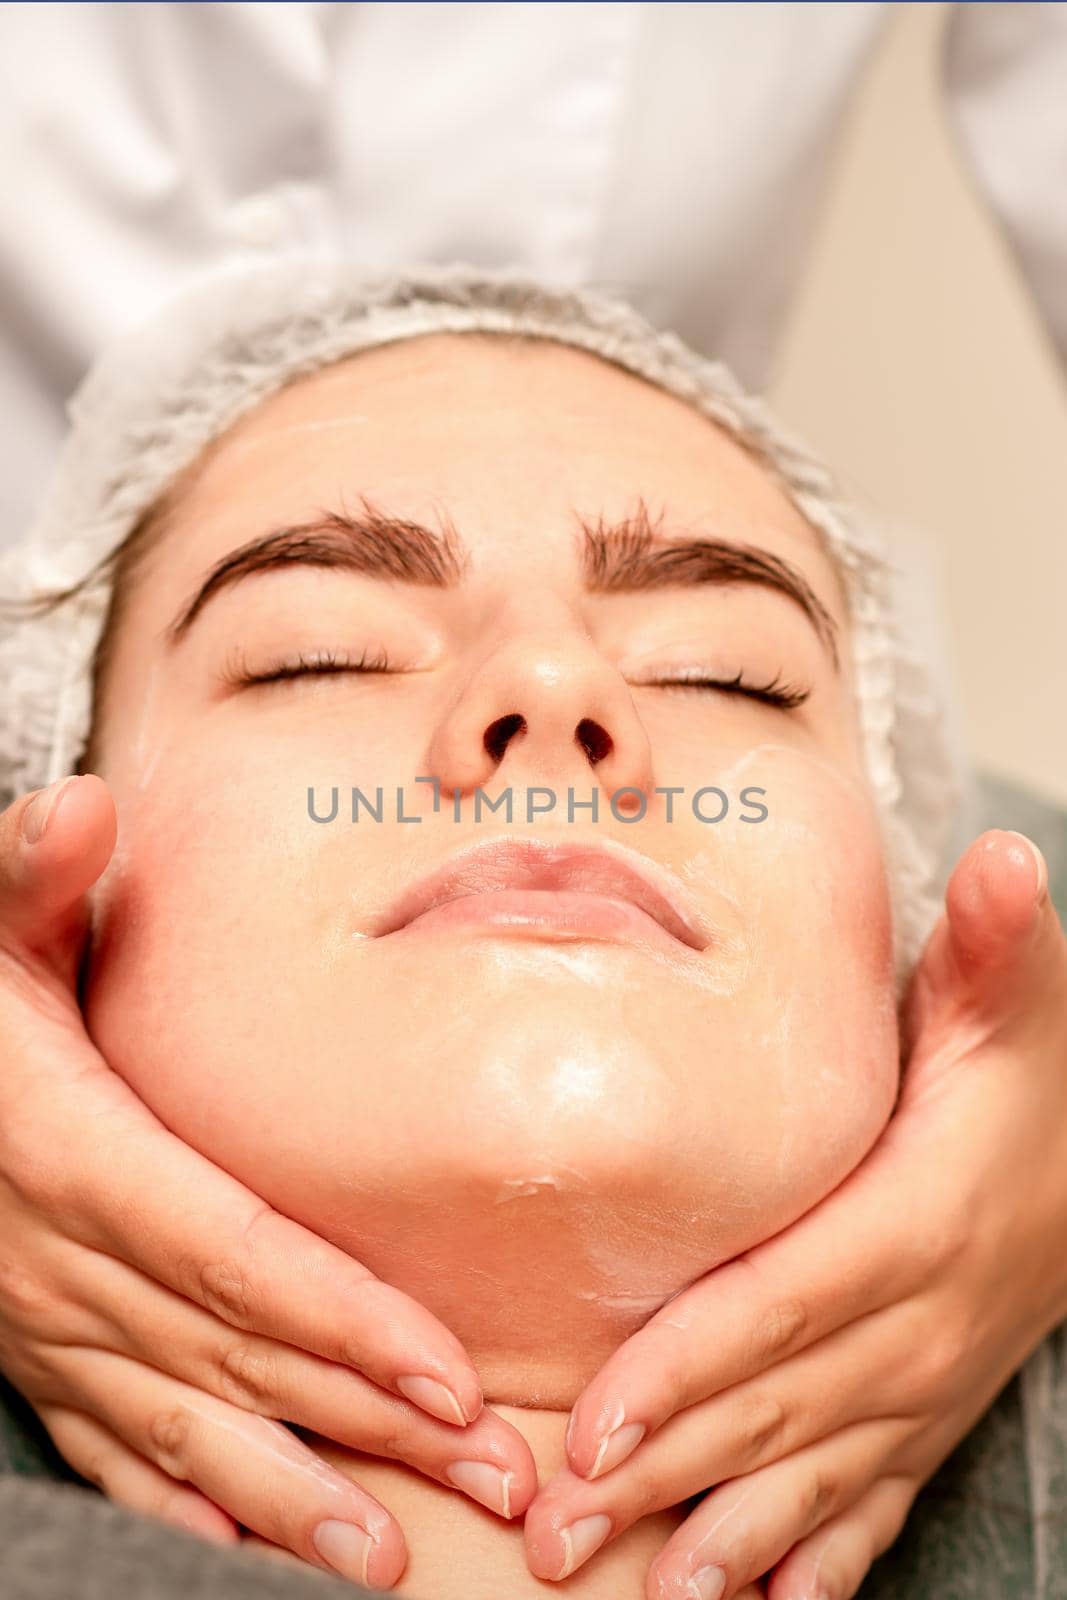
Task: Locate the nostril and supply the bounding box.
[576,718,613,766]
[484,712,527,764]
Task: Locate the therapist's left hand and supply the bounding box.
[523,829,1067,1597]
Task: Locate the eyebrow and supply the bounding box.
[580,501,839,667]
[165,492,838,666]
[165,497,468,642]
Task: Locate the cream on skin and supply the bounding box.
[81,334,900,1596]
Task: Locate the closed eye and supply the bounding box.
[640,669,810,710]
[220,649,807,711]
[221,646,394,688]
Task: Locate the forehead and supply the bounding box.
[155,333,845,607]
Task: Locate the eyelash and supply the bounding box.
[223,650,809,711]
[221,646,393,688]
[643,669,810,710]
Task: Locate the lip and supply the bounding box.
[371,837,711,953]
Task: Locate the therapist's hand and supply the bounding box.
[0,775,537,1590]
[524,829,1067,1598]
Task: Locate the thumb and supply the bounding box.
[0,773,117,981]
[901,828,1063,1066]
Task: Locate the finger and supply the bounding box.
[3,1045,484,1427]
[564,836,1063,1482]
[901,830,1064,1065]
[565,885,1053,1490]
[0,775,116,970]
[0,780,483,1428]
[51,1345,407,1588]
[535,1306,921,1555]
[945,830,1067,1012]
[53,1243,535,1515]
[529,1316,920,1578]
[643,1421,907,1600]
[766,1475,916,1600]
[944,830,1049,975]
[564,1213,909,1481]
[39,1401,239,1546]
[126,1194,484,1426]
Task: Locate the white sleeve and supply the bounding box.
[941,1,1067,371]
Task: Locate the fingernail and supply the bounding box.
[21,776,79,844]
[396,1373,468,1425]
[1006,832,1048,904]
[557,1512,612,1578]
[687,1565,727,1600]
[445,1459,515,1518]
[311,1519,376,1586]
[590,1419,646,1478]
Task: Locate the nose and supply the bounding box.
[424,627,654,803]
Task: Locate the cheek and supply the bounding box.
[735,749,895,991]
[81,761,378,1153]
[702,744,900,1150]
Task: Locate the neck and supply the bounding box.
[276,1135,730,1592]
[316,1164,738,1411]
[310,1403,687,1597]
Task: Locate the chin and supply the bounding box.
[84,873,899,1409]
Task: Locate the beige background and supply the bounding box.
[767,1,1067,807]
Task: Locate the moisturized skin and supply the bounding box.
[82,334,899,1595]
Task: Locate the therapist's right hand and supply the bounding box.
[0,774,537,1590]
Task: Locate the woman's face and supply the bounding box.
[84,334,898,1406]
